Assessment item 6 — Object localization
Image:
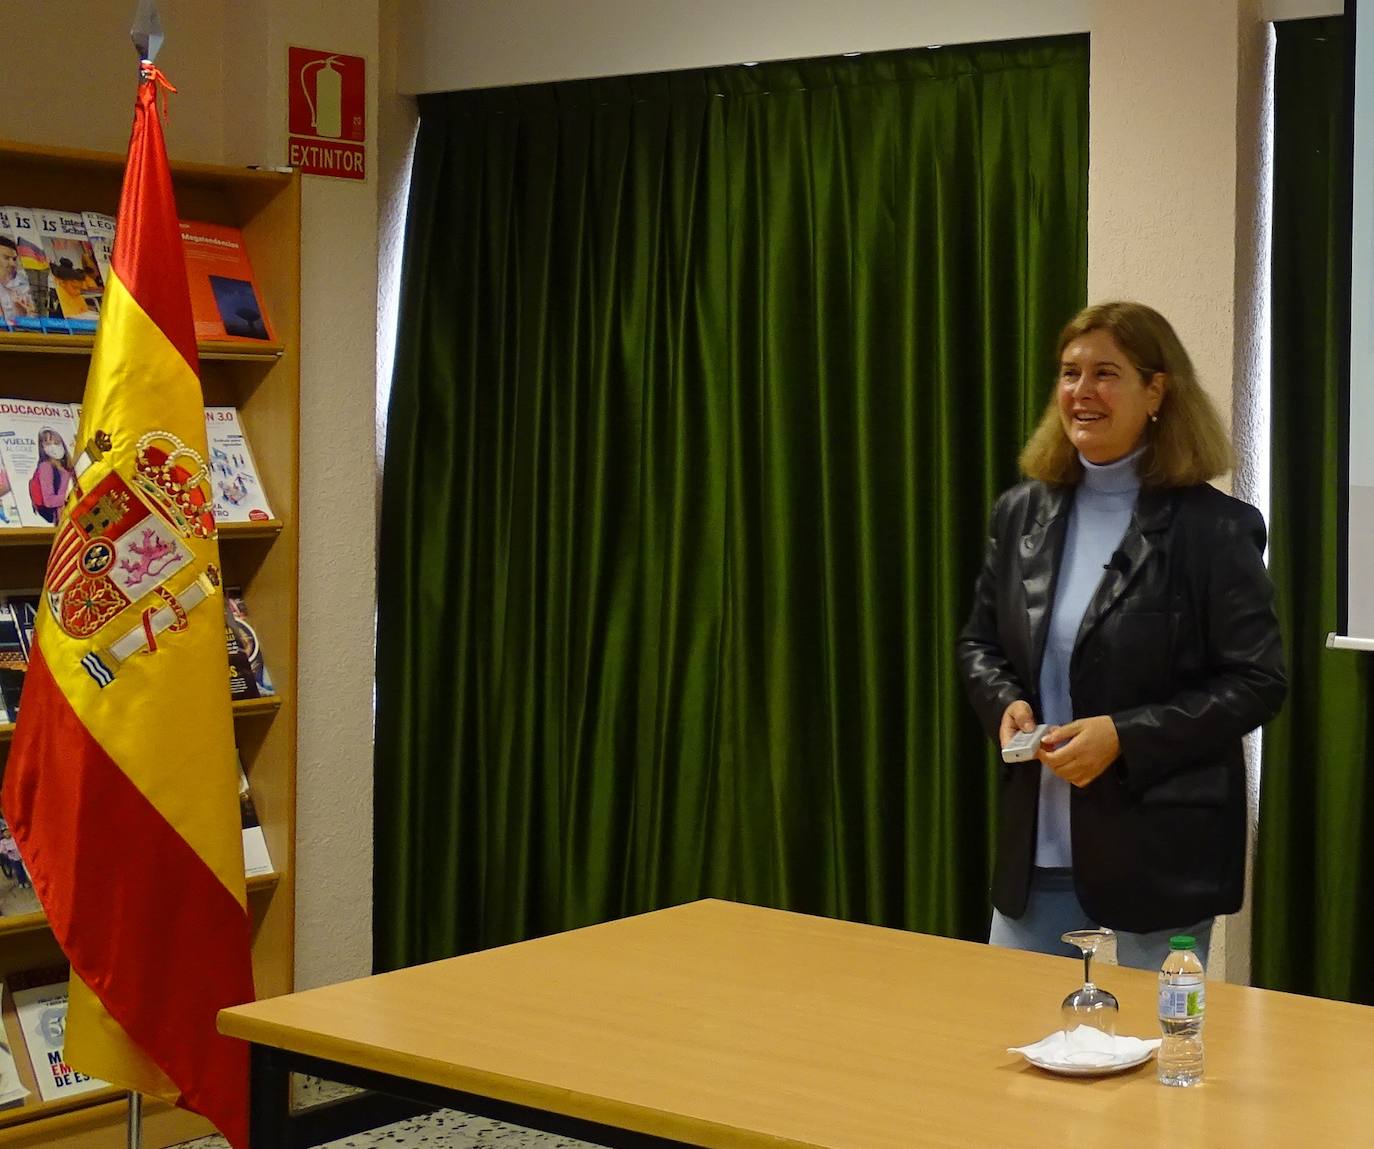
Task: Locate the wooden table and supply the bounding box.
[219,898,1374,1147]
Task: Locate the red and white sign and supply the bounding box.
[288,47,366,180]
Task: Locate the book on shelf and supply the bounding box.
[11,971,107,1102]
[0,398,81,528]
[205,407,274,522]
[179,220,275,343]
[225,590,276,700]
[239,757,273,878]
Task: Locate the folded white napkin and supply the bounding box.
[1009,1025,1162,1068]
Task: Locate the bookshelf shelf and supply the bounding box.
[0,136,298,1149]
[0,519,284,547]
[0,332,284,361]
[0,696,280,743]
[0,874,281,943]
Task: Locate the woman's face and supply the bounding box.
[1056,328,1164,465]
[39,432,66,461]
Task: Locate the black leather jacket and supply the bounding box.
[955,479,1287,933]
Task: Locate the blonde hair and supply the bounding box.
[1019,302,1233,487]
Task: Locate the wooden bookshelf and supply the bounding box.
[0,138,299,1148]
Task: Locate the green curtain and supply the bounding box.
[375,39,1089,970]
[1254,16,1373,1005]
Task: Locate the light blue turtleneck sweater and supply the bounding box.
[1034,448,1142,868]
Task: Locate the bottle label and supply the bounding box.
[1159,982,1205,1019]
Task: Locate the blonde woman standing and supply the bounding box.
[955,302,1287,970]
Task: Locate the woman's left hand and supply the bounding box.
[1038,716,1120,787]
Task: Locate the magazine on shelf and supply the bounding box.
[0,600,23,725]
[81,211,116,290]
[0,207,38,335]
[40,211,102,335]
[2,208,57,334]
[0,819,39,919]
[179,220,275,342]
[205,406,274,522]
[239,757,273,878]
[0,438,21,527]
[0,986,29,1108]
[11,975,107,1102]
[225,590,275,700]
[0,398,81,528]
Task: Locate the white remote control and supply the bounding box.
[1001,723,1049,763]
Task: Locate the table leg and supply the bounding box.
[249,1043,291,1148]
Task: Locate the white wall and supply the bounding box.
[396,0,1338,94]
[219,1,382,993]
[11,0,226,161]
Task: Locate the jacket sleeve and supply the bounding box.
[955,492,1030,743]
[1111,503,1287,794]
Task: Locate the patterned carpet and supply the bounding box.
[174,1109,596,1149]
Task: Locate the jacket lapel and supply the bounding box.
[1072,487,1177,656]
[1021,486,1072,684]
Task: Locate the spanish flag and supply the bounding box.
[2,67,253,1147]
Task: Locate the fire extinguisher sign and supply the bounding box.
[288,47,366,180]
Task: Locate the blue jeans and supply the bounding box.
[989,868,1213,971]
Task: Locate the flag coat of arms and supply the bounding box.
[2,68,255,1148]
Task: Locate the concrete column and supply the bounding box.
[1088,0,1269,983]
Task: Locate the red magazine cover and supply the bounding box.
[178,220,275,342]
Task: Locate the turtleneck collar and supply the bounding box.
[1079,444,1144,495]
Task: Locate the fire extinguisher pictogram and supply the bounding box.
[300,55,343,139]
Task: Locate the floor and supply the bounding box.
[172,1110,596,1148]
[170,1077,595,1149]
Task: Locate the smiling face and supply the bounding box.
[1056,328,1165,465]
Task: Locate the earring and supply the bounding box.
[1149,412,1159,423]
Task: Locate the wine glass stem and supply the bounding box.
[1083,950,1092,987]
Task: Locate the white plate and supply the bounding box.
[1020,1046,1156,1077]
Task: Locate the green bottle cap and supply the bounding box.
[1169,935,1196,950]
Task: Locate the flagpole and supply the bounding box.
[126,1092,143,1149]
[122,9,161,1149]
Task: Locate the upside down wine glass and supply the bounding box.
[1061,928,1119,1037]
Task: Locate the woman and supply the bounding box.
[954,302,1286,971]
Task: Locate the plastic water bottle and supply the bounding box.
[1157,934,1205,1086]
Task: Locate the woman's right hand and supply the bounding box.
[999,700,1038,749]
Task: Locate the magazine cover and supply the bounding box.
[1,208,57,334]
[0,207,38,334]
[0,600,23,724]
[40,211,102,335]
[0,819,39,919]
[81,211,115,290]
[238,758,274,877]
[12,979,107,1102]
[179,220,275,342]
[225,590,275,700]
[0,986,29,1108]
[0,446,22,526]
[205,406,274,522]
[0,399,79,528]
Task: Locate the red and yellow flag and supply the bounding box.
[2,67,254,1147]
